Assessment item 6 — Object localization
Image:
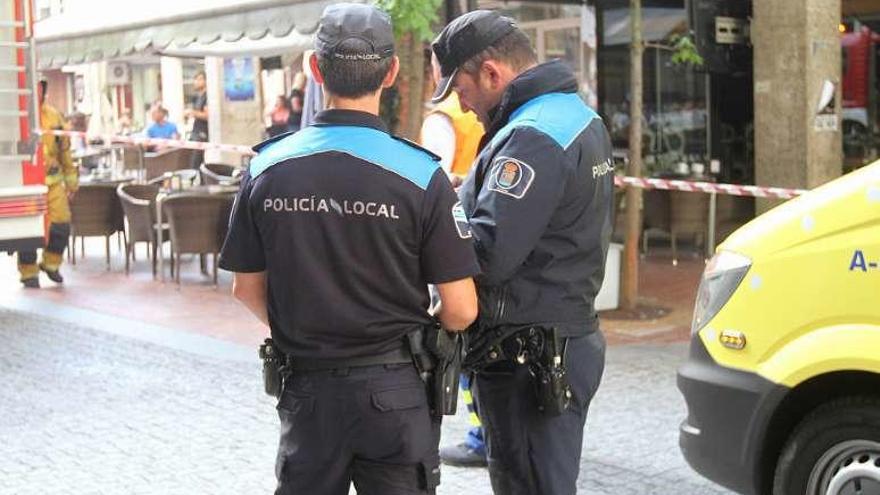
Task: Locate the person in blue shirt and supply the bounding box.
[146,107,179,140]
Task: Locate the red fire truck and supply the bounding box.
[842,26,880,160]
[0,0,46,254]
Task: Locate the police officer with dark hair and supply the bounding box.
[219,4,480,494]
[432,10,614,495]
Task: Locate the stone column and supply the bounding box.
[159,57,184,128]
[204,57,223,165]
[752,0,842,211]
[205,56,264,166]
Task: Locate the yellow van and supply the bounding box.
[677,161,880,495]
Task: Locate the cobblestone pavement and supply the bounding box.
[0,307,733,495]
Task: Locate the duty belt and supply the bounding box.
[287,346,412,371]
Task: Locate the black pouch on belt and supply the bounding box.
[259,338,287,399]
[529,327,572,417]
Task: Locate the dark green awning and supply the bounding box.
[34,0,340,68]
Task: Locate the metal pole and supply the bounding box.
[705,73,712,164]
[26,0,38,140]
[707,191,717,258]
[867,35,877,160]
[157,198,165,283]
[138,145,145,182]
[655,46,662,158]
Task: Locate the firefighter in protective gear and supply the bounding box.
[18,80,77,288]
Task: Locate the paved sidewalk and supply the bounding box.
[0,306,731,495]
[0,238,704,349]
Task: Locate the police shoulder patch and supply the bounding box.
[487,156,535,199]
[451,201,472,239]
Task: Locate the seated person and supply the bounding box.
[146,107,180,140]
[265,95,292,138]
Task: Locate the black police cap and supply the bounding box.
[315,3,395,61]
[430,10,516,103]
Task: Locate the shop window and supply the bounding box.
[598,6,710,178]
[545,27,582,75]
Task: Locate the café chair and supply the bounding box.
[70,183,125,270]
[669,190,709,266]
[147,169,199,191]
[199,163,241,186]
[161,192,233,288]
[116,183,172,277]
[143,148,195,181]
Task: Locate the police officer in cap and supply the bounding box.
[431,10,614,495]
[219,4,480,494]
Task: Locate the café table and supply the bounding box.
[73,146,110,163]
[79,174,135,186]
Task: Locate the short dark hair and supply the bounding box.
[194,71,206,80]
[316,40,393,98]
[460,29,536,76]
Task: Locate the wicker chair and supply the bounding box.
[669,190,710,265]
[116,183,171,277]
[161,192,234,287]
[641,189,672,256]
[199,163,241,186]
[144,148,195,180]
[119,145,144,176]
[70,183,126,269]
[715,195,755,242]
[147,169,199,190]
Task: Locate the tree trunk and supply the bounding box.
[395,33,427,141]
[621,0,643,311]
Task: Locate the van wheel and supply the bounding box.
[773,397,880,495]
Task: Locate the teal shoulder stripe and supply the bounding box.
[248,125,439,189]
[490,92,599,150]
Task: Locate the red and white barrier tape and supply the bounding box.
[41,129,809,199]
[40,129,257,156]
[614,176,807,200]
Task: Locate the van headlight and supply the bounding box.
[691,251,751,335]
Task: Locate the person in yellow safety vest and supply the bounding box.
[420,53,484,185]
[18,79,77,289]
[421,53,488,468]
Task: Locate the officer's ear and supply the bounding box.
[479,59,517,93]
[381,56,400,89]
[309,53,325,85]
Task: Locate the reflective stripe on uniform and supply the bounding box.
[468,411,482,427]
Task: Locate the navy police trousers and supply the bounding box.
[473,331,606,495]
[274,363,441,495]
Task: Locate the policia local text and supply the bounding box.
[263,196,401,219]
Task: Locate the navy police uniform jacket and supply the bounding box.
[219,110,480,359]
[458,60,614,338]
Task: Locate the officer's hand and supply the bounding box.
[448,174,463,190]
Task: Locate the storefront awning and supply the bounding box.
[34,0,343,68]
[603,7,687,46]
